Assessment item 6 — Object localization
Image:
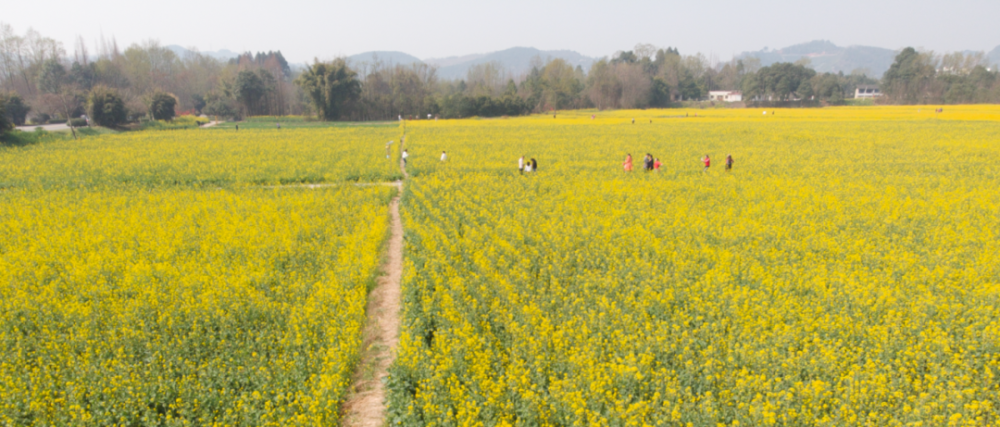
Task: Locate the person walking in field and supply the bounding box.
[623,154,633,172]
[402,149,409,166]
[441,151,447,162]
[654,158,662,172]
[632,118,635,125]
[725,154,734,171]
[530,158,538,172]
[519,155,525,174]
[644,153,654,171]
[701,154,711,172]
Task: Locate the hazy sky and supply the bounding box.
[4,0,998,63]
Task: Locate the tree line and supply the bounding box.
[4,21,1000,132]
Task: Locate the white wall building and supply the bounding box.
[855,85,881,98]
[708,91,743,102]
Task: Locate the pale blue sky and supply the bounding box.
[4,0,998,63]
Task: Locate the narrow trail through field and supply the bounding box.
[341,154,407,427]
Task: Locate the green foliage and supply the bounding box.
[650,77,672,107]
[148,91,177,121]
[295,59,361,121]
[234,70,266,115]
[743,62,817,100]
[0,96,11,134]
[3,93,30,126]
[203,98,239,120]
[191,94,207,114]
[87,85,127,127]
[37,59,67,94]
[69,118,88,127]
[436,93,530,118]
[30,113,50,125]
[882,47,937,103]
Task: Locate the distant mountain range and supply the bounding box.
[739,40,1000,77]
[168,41,1000,80]
[166,45,239,61]
[349,47,595,79]
[737,40,897,77]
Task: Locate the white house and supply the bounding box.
[855,85,881,98]
[708,90,743,102]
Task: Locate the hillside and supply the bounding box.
[990,45,1000,67]
[348,51,423,67]
[433,47,594,79]
[165,45,239,61]
[739,40,897,77]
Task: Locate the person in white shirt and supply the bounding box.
[518,156,525,174]
[440,151,447,162]
[402,149,409,165]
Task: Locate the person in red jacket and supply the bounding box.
[701,154,711,172]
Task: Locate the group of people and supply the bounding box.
[624,153,734,172]
[397,149,734,174]
[623,153,662,172]
[519,156,538,173]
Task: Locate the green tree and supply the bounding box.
[3,93,30,125]
[191,94,207,114]
[295,59,361,121]
[148,91,177,120]
[539,59,583,110]
[586,59,621,110]
[234,70,266,116]
[37,59,67,94]
[87,85,127,127]
[743,63,816,100]
[203,99,238,120]
[882,47,937,103]
[0,94,12,134]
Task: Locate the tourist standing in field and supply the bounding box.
[701,154,711,172]
[530,158,538,172]
[725,154,734,171]
[440,151,447,162]
[654,158,662,172]
[624,154,633,172]
[402,149,409,165]
[525,159,533,173]
[519,156,525,174]
[645,154,654,171]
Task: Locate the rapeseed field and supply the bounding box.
[389,106,1000,426]
[0,125,403,425]
[3,106,999,426]
[0,126,402,189]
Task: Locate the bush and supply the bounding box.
[0,96,10,133]
[87,86,127,127]
[202,99,239,120]
[47,119,67,124]
[3,93,30,126]
[69,118,88,127]
[29,113,50,125]
[148,91,177,121]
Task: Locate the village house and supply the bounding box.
[708,90,743,102]
[855,85,881,98]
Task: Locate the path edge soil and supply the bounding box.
[340,177,404,427]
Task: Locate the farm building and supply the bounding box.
[855,85,881,98]
[708,91,743,102]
